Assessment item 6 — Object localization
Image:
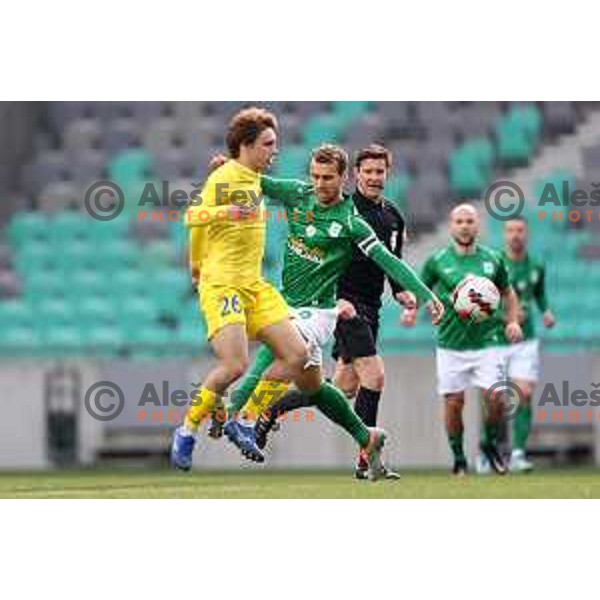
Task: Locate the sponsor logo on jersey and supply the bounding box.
[288,236,325,265]
[305,225,317,237]
[328,222,342,238]
[483,261,494,276]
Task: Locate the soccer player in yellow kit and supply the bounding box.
[171,107,313,470]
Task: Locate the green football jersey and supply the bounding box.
[261,176,434,309]
[421,243,510,350]
[499,252,547,342]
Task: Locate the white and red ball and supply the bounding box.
[452,275,500,322]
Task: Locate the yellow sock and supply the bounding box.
[240,379,290,420]
[184,387,219,432]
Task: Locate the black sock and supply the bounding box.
[354,387,381,427]
[267,389,313,420]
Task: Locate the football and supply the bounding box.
[452,275,500,322]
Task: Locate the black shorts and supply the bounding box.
[332,303,380,364]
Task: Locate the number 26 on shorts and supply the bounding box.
[221,294,242,317]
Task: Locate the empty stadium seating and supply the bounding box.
[1,101,599,358]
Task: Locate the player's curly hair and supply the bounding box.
[311,144,348,175]
[355,144,392,169]
[226,107,278,158]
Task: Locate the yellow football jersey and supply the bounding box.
[186,160,266,287]
[188,226,207,272]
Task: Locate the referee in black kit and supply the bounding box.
[332,144,412,480]
[253,144,415,479]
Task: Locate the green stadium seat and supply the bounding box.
[117,296,160,325]
[108,149,152,184]
[8,212,49,246]
[52,241,98,271]
[0,326,41,356]
[65,270,110,298]
[97,239,140,269]
[86,216,130,242]
[82,325,126,357]
[302,114,345,147]
[15,240,53,273]
[384,173,412,210]
[170,319,208,356]
[138,240,178,269]
[40,327,85,357]
[22,270,66,299]
[111,268,147,297]
[124,325,177,359]
[75,296,115,324]
[48,210,90,241]
[0,300,32,327]
[38,297,72,325]
[507,105,542,144]
[332,101,371,126]
[154,268,189,296]
[459,138,495,178]
[495,119,536,167]
[449,150,489,197]
[273,146,308,179]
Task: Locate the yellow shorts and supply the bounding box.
[200,280,291,340]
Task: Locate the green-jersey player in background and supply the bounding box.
[416,204,522,476]
[494,217,555,472]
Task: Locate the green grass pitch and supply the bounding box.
[1,468,600,498]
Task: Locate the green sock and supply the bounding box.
[512,404,532,452]
[481,420,500,447]
[227,345,275,415]
[310,382,370,448]
[448,430,465,462]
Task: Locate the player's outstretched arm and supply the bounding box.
[260,175,312,210]
[502,285,523,343]
[349,215,443,324]
[188,227,207,292]
[533,264,556,328]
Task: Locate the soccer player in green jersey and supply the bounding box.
[221,144,443,476]
[499,217,555,472]
[419,203,522,475]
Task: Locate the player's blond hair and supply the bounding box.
[311,144,348,175]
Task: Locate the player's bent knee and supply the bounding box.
[341,384,359,399]
[289,345,310,370]
[367,370,385,391]
[445,393,465,407]
[223,357,250,382]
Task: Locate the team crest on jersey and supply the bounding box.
[482,262,494,276]
[328,222,342,238]
[305,225,317,237]
[517,280,527,292]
